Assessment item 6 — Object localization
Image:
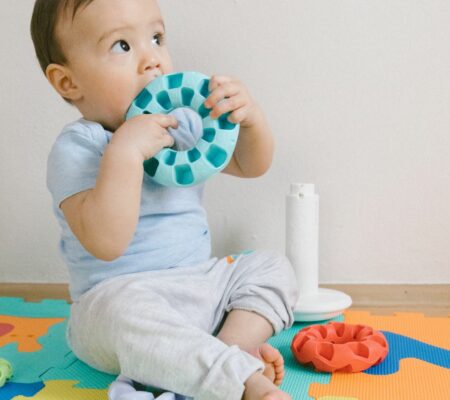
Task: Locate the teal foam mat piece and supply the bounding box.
[41,355,116,389]
[268,315,344,399]
[0,320,71,383]
[0,297,114,390]
[0,298,70,318]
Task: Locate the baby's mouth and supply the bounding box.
[134,72,162,101]
[147,72,162,84]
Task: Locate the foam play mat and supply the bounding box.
[0,297,449,399]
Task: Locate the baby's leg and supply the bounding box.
[217,310,284,385]
[67,269,265,400]
[213,250,299,386]
[216,308,274,351]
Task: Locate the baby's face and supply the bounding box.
[58,0,173,130]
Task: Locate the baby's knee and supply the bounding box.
[266,250,299,308]
[246,249,299,310]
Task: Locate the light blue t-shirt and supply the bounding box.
[47,109,211,301]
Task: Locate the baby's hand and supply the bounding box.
[111,114,178,160]
[204,75,258,128]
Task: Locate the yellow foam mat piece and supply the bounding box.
[310,358,450,400]
[12,380,107,400]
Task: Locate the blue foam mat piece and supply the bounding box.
[366,331,450,375]
[0,381,44,400]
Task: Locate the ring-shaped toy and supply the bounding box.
[126,71,240,187]
[291,322,389,373]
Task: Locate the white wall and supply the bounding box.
[1,0,449,284]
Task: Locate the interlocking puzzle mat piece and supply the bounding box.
[318,397,357,400]
[0,298,70,318]
[2,298,450,400]
[0,381,43,400]
[12,380,108,400]
[0,324,14,337]
[0,316,65,352]
[41,356,115,389]
[0,297,114,399]
[268,315,344,399]
[309,358,450,400]
[306,311,450,400]
[0,319,71,383]
[273,310,450,399]
[367,331,450,375]
[343,311,450,349]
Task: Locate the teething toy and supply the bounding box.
[0,358,13,387]
[291,322,388,373]
[126,71,240,187]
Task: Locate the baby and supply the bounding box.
[30,0,298,399]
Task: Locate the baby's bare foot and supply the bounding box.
[243,371,291,400]
[247,343,285,386]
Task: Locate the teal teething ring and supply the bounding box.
[126,71,240,187]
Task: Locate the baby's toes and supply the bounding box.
[273,359,285,386]
[259,343,285,385]
[259,343,283,364]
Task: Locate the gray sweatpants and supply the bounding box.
[67,250,299,400]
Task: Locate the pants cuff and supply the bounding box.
[196,345,264,400]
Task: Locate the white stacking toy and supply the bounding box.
[286,183,352,321]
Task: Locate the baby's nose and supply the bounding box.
[139,53,160,74]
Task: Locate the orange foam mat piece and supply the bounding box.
[318,397,357,400]
[0,315,65,352]
[12,380,107,400]
[343,311,450,349]
[309,358,450,400]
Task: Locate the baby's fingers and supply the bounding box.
[208,75,233,92]
[209,95,246,120]
[152,114,179,130]
[162,131,175,148]
[204,82,240,110]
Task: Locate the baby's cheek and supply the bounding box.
[109,86,135,116]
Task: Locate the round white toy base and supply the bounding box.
[293,288,353,322]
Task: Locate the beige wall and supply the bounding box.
[1,0,449,284]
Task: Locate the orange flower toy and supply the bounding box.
[291,322,389,373]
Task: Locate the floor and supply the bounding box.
[1,283,449,316]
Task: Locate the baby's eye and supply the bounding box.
[111,40,131,54]
[152,33,164,47]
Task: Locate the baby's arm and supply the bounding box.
[60,115,177,261]
[225,106,274,178]
[204,75,274,178]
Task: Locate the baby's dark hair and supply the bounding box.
[30,0,95,74]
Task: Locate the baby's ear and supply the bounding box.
[45,64,82,101]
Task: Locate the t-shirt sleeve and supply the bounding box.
[47,122,105,208]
